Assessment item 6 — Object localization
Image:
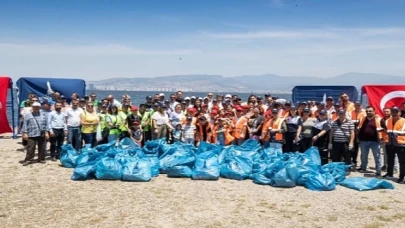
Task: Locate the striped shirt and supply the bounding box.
[331,119,354,143]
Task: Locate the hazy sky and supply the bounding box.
[1,0,405,81]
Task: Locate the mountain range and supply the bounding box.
[87,72,405,93]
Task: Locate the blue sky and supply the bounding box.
[1,0,405,81]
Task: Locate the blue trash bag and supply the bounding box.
[81,145,98,154]
[305,171,336,191]
[339,177,395,191]
[261,147,283,160]
[119,137,141,150]
[167,166,193,178]
[94,141,116,152]
[142,138,166,155]
[303,146,322,167]
[71,161,97,181]
[60,144,79,168]
[271,167,296,188]
[95,157,123,180]
[197,141,222,155]
[159,144,195,173]
[321,162,349,183]
[122,158,152,182]
[220,156,253,180]
[76,151,104,166]
[285,163,316,186]
[252,158,284,185]
[192,152,220,180]
[146,154,159,177]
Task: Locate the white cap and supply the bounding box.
[32,102,41,107]
[225,94,232,98]
[159,93,165,97]
[191,96,196,99]
[203,97,208,100]
[184,97,191,101]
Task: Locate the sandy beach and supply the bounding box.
[1,136,404,228]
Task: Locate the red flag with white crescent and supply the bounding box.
[362,85,405,116]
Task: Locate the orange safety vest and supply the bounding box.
[342,102,355,113]
[232,116,248,138]
[182,116,197,125]
[357,116,386,141]
[268,117,285,141]
[196,122,212,143]
[385,117,405,146]
[260,117,273,141]
[351,110,365,124]
[212,124,235,145]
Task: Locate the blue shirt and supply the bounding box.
[48,110,67,132]
[22,112,48,137]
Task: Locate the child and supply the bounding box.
[172,124,183,143]
[130,121,143,146]
[182,117,196,145]
[215,118,235,146]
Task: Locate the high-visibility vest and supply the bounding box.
[212,125,234,145]
[196,123,212,142]
[350,110,365,125]
[385,117,405,147]
[357,116,386,141]
[343,102,355,113]
[260,117,272,141]
[268,117,285,142]
[232,116,248,138]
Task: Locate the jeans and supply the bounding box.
[381,143,398,170]
[233,138,245,146]
[108,134,119,143]
[50,128,65,158]
[217,138,225,146]
[184,138,194,145]
[82,132,97,148]
[359,141,381,173]
[67,126,82,151]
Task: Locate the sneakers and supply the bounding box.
[382,174,394,179]
[356,168,367,173]
[50,157,57,162]
[396,178,404,184]
[22,161,31,166]
[38,160,46,164]
[381,166,387,172]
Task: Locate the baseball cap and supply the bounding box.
[213,99,217,102]
[191,96,196,100]
[327,96,334,100]
[211,109,218,115]
[265,110,272,116]
[264,93,271,97]
[225,94,232,99]
[334,102,340,106]
[184,97,191,101]
[271,108,278,114]
[354,100,362,105]
[132,121,140,125]
[131,105,138,111]
[202,104,208,107]
[301,101,307,105]
[79,98,86,102]
[164,99,170,103]
[153,102,161,107]
[159,93,165,97]
[319,102,325,106]
[203,97,209,100]
[285,101,291,106]
[186,116,192,121]
[187,108,197,113]
[338,109,346,114]
[59,95,66,99]
[235,106,243,111]
[290,105,297,110]
[302,108,310,113]
[256,96,263,100]
[32,102,41,107]
[319,110,327,115]
[146,95,152,100]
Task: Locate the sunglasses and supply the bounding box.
[87,105,94,108]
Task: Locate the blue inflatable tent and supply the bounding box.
[16,77,86,104]
[292,86,359,104]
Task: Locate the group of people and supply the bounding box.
[18,91,405,184]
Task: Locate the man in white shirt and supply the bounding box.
[65,100,84,151]
[107,95,122,108]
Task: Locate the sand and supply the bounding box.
[0,136,404,228]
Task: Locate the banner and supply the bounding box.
[0,77,12,134]
[362,85,405,116]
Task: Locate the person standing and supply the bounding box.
[48,102,67,161]
[356,106,386,176]
[299,108,316,152]
[380,107,398,173]
[66,100,84,151]
[349,101,366,167]
[312,110,331,165]
[20,102,49,165]
[384,107,405,183]
[80,102,99,147]
[329,109,355,167]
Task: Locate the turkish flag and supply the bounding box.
[362,85,405,116]
[0,77,12,134]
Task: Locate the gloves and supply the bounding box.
[328,143,332,150]
[348,144,354,151]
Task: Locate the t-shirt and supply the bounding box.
[170,111,185,127]
[66,107,84,127]
[152,112,169,125]
[285,116,303,133]
[131,128,143,141]
[301,118,316,138]
[182,124,196,139]
[358,117,386,142]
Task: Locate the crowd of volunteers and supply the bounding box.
[18,91,405,183]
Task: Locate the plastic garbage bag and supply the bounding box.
[285,163,315,186]
[96,124,103,142]
[271,168,296,188]
[305,172,336,191]
[159,144,195,173]
[76,151,103,166]
[220,156,252,180]
[339,177,395,191]
[122,158,152,182]
[167,166,193,178]
[192,152,220,180]
[119,137,140,150]
[146,154,159,177]
[197,141,222,155]
[261,147,283,160]
[60,144,79,168]
[321,162,349,183]
[71,161,97,181]
[94,140,116,152]
[142,138,166,155]
[252,158,284,185]
[95,157,123,180]
[304,146,321,167]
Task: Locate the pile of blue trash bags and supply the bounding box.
[60,138,395,191]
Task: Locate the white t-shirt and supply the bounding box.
[170,111,185,127]
[152,112,169,126]
[182,124,196,139]
[66,107,84,127]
